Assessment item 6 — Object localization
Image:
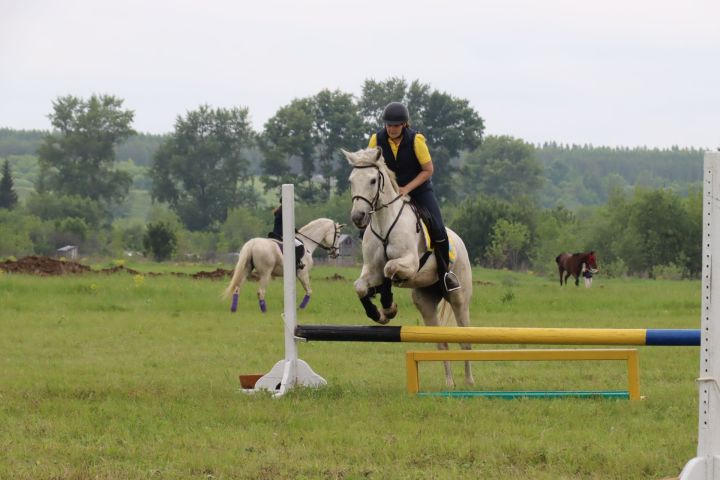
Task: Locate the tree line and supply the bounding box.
[0,78,706,277]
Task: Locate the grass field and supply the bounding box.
[0,264,701,479]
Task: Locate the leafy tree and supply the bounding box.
[0,159,19,209]
[623,189,692,275]
[260,98,316,200]
[143,221,177,261]
[219,206,267,252]
[52,217,89,246]
[150,105,255,231]
[25,193,106,227]
[311,89,366,196]
[36,95,135,205]
[485,219,530,269]
[357,77,409,127]
[460,135,542,203]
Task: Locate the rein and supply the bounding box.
[296,222,341,258]
[351,163,411,260]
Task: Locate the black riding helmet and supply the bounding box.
[382,102,409,125]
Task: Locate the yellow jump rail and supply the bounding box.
[405,348,641,400]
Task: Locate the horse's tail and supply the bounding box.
[437,299,454,327]
[223,240,254,299]
[555,254,562,264]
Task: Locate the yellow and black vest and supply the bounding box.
[375,127,431,193]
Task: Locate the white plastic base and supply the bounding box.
[241,358,326,397]
[679,456,720,479]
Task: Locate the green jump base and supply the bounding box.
[417,390,630,399]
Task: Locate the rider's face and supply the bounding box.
[385,123,404,140]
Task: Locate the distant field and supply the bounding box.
[0,265,701,479]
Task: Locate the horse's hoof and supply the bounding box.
[382,303,398,320]
[375,313,391,325]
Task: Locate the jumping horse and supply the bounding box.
[556,251,599,286]
[224,218,344,312]
[342,146,474,388]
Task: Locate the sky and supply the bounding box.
[1,0,719,150]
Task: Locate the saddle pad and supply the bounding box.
[420,221,456,264]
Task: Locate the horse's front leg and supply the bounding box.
[377,277,397,321]
[384,254,417,284]
[296,268,312,309]
[355,266,390,324]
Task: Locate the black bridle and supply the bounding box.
[351,164,407,259]
[351,164,404,213]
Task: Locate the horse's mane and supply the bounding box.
[298,218,335,237]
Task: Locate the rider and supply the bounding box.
[268,200,305,270]
[367,102,460,293]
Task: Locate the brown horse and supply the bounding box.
[556,251,598,286]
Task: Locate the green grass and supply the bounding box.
[0,266,701,479]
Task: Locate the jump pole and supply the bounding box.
[247,184,326,397]
[680,151,720,479]
[294,325,700,346]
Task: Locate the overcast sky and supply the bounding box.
[2,0,718,149]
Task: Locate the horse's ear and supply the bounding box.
[338,223,346,230]
[341,148,355,165]
[374,146,382,161]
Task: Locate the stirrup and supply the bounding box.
[443,271,461,292]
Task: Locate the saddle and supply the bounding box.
[409,202,457,267]
[267,234,306,270]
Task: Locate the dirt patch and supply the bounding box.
[0,255,92,276]
[191,268,234,280]
[0,256,233,280]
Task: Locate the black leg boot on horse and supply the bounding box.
[434,239,460,294]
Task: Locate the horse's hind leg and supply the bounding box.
[412,288,455,388]
[447,298,475,387]
[297,269,312,309]
[256,272,272,312]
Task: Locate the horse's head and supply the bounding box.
[298,218,346,258]
[342,147,398,229]
[325,221,346,258]
[586,251,599,273]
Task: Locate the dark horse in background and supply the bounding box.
[556,251,598,286]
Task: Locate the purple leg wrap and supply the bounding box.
[230,291,239,313]
[259,299,267,313]
[299,294,311,309]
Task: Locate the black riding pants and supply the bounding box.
[409,188,448,245]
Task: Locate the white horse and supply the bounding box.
[224,218,344,312]
[342,147,475,389]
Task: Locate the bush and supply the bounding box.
[142,222,177,261]
[651,263,688,280]
[603,259,628,278]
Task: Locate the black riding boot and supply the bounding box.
[435,239,460,293]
